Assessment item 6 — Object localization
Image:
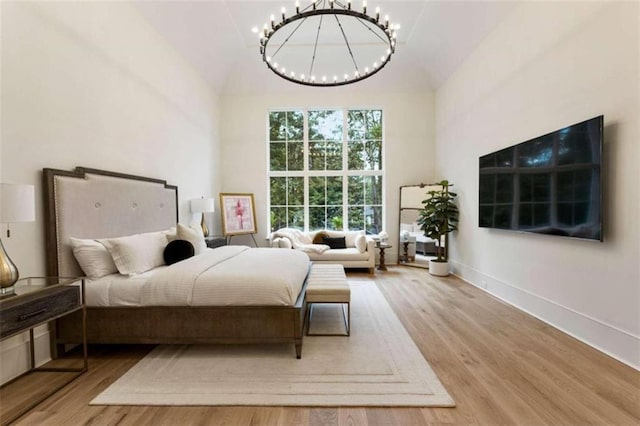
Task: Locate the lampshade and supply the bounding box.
[190,198,215,214]
[0,183,35,223]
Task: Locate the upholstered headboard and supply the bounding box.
[43,167,178,278]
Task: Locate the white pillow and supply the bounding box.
[278,238,293,249]
[69,237,118,279]
[101,231,168,275]
[355,234,367,253]
[162,226,178,242]
[177,223,207,255]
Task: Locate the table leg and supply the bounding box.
[378,247,388,271]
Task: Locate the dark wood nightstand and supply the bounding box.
[0,277,87,425]
[205,236,227,249]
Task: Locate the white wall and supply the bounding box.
[436,1,639,368]
[0,2,221,383]
[220,90,435,256]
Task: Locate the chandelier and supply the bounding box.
[255,0,399,87]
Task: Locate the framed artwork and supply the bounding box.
[219,193,257,236]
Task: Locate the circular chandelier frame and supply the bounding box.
[258,0,398,87]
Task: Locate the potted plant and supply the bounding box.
[417,180,459,276]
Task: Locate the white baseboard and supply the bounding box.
[0,327,52,384]
[451,261,640,371]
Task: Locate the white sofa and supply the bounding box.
[269,229,376,274]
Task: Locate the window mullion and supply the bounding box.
[303,109,309,231]
[342,109,349,231]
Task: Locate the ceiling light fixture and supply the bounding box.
[257,0,398,87]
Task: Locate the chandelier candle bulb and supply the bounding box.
[347,0,351,10]
[363,1,367,14]
[270,14,275,28]
[281,7,286,21]
[375,7,380,21]
[385,15,389,29]
[295,0,299,13]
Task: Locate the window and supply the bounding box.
[269,108,383,234]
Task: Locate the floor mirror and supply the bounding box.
[398,183,441,268]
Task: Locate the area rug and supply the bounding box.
[91,281,455,407]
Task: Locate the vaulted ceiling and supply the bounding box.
[134,1,517,94]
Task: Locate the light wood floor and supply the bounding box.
[2,267,639,425]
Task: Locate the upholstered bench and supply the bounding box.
[305,264,350,336]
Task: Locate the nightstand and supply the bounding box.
[0,277,87,425]
[205,236,226,249]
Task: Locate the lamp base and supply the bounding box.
[0,285,16,296]
[200,213,210,238]
[0,237,20,291]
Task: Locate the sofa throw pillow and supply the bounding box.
[326,230,365,247]
[278,238,293,249]
[312,231,329,244]
[177,223,207,255]
[355,234,367,253]
[322,236,347,249]
[69,237,118,279]
[163,239,195,265]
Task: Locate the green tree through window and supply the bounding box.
[268,109,383,234]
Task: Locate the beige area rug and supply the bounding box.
[91,282,455,407]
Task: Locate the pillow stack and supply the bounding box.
[70,224,205,279]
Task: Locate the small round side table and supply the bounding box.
[377,243,392,271]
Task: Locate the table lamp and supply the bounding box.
[0,183,35,294]
[190,197,215,237]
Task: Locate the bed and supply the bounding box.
[43,167,310,358]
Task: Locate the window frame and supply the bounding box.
[267,107,385,233]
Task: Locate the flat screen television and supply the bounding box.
[479,115,603,241]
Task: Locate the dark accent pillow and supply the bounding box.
[312,231,329,244]
[163,239,195,265]
[322,236,347,249]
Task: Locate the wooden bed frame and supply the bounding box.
[43,167,308,358]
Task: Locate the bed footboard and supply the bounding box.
[56,303,307,358]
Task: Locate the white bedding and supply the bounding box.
[85,246,310,307]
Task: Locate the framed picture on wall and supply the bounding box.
[219,193,257,236]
